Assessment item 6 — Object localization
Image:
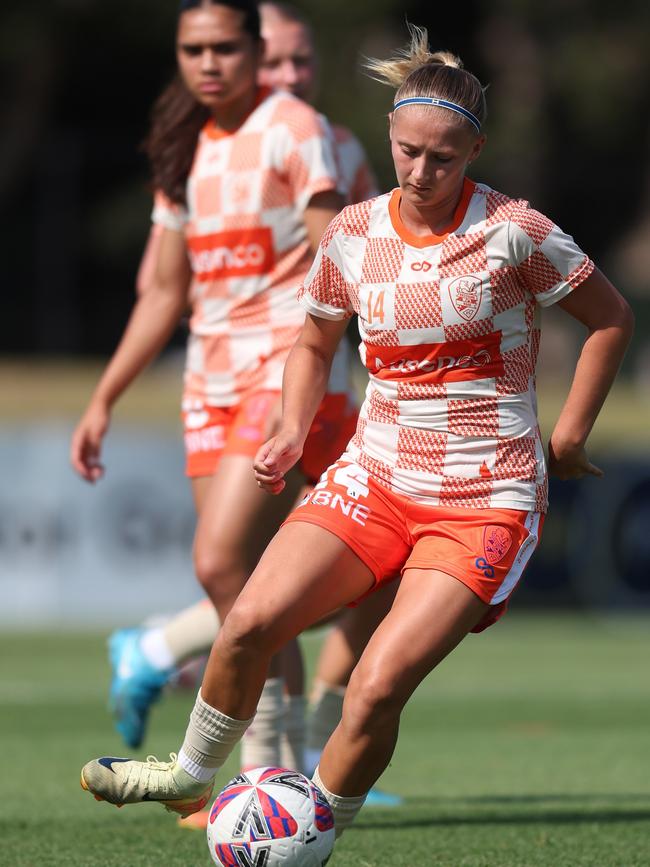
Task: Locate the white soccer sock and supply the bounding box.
[280,694,306,773]
[162,600,220,666]
[139,601,220,672]
[240,678,284,771]
[140,627,175,671]
[312,766,367,838]
[178,691,253,783]
[305,681,346,775]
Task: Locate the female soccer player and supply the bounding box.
[70,0,346,745]
[99,2,399,805]
[81,26,633,841]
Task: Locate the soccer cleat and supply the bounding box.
[177,807,210,830]
[108,628,175,748]
[364,787,404,807]
[80,753,213,818]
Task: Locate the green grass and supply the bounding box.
[2,615,650,866]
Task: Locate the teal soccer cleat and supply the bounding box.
[365,787,404,807]
[108,628,174,748]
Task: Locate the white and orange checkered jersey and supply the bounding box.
[331,124,380,204]
[152,88,345,407]
[299,179,595,512]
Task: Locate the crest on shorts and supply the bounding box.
[484,525,512,565]
[448,276,482,321]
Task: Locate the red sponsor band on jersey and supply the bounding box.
[187,228,275,280]
[364,331,504,384]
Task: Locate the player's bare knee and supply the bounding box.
[193,542,244,604]
[344,669,403,734]
[220,599,276,660]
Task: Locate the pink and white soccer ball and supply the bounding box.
[206,767,335,866]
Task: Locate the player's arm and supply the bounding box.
[549,267,634,480]
[254,313,349,493]
[135,224,163,296]
[303,190,344,255]
[70,228,191,482]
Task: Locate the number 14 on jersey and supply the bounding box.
[366,290,386,326]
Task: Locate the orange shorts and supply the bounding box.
[182,392,357,481]
[284,460,544,632]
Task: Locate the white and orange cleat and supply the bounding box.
[80,753,213,818]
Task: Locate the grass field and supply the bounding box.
[2,615,650,867]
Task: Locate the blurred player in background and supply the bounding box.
[70,0,347,772]
[258,2,377,205]
[80,25,634,848]
[72,0,400,807]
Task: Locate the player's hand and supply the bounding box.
[253,430,303,494]
[548,437,604,481]
[70,400,110,483]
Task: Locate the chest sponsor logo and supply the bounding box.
[187,228,274,281]
[364,331,504,384]
[411,260,432,272]
[448,275,482,321]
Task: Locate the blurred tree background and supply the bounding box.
[1,0,649,374]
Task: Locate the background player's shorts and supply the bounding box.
[284,459,544,632]
[182,392,357,481]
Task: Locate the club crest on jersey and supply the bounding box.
[449,276,482,321]
[484,525,513,565]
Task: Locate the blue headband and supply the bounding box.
[393,97,481,133]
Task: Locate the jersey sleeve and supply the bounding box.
[279,106,343,213]
[349,158,381,204]
[509,202,594,307]
[332,126,380,203]
[151,190,189,232]
[298,216,354,320]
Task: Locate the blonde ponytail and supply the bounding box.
[365,24,486,131]
[365,25,462,88]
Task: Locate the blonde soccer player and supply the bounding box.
[80,25,633,846]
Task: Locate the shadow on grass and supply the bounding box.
[354,794,650,832]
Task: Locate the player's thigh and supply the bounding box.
[190,474,213,514]
[194,454,304,568]
[350,568,489,708]
[230,522,376,646]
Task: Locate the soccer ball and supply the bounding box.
[206,766,335,866]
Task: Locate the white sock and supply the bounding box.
[140,627,175,671]
[178,691,253,783]
[312,765,367,838]
[305,681,346,776]
[280,694,306,774]
[240,678,284,771]
[163,600,220,666]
